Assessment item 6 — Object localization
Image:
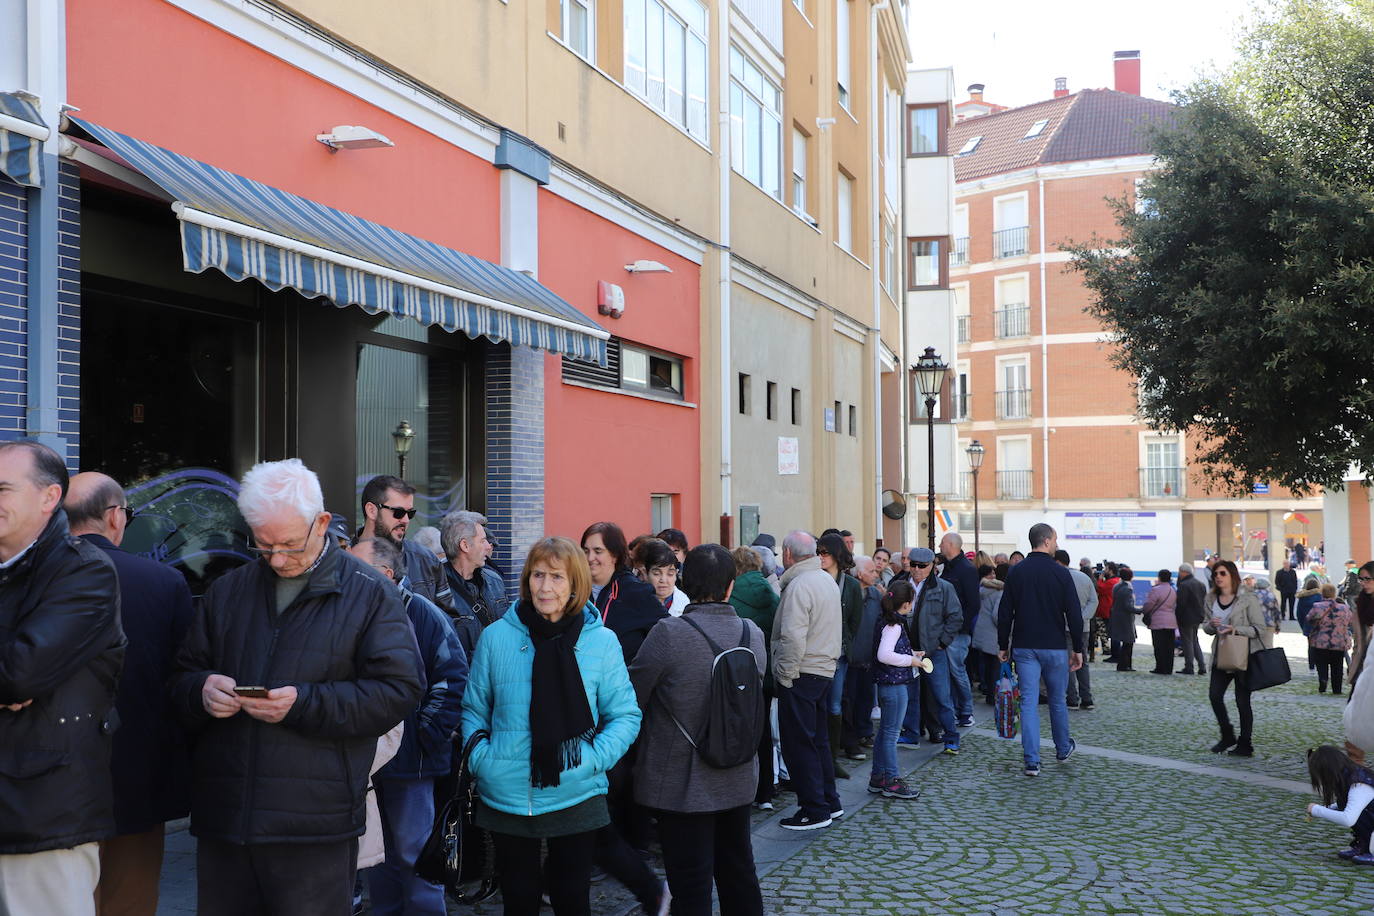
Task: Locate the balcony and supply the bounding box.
[997,469,1033,500]
[1140,466,1185,499]
[951,236,969,267]
[994,305,1029,339]
[993,225,1030,259]
[950,392,970,421]
[954,471,973,499]
[957,314,970,343]
[995,388,1032,420]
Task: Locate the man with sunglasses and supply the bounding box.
[67,472,195,916]
[896,548,963,755]
[359,475,452,612]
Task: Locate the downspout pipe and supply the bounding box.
[25,0,68,464]
[1038,176,1050,510]
[869,1,889,547]
[717,3,733,538]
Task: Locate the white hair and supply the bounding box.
[854,554,873,569]
[783,530,816,560]
[237,459,324,527]
[440,509,487,559]
[942,532,964,550]
[412,525,443,559]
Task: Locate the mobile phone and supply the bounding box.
[233,686,270,698]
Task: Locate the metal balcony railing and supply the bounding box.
[957,314,970,343]
[994,306,1029,338]
[951,236,969,267]
[950,393,970,421]
[993,225,1030,259]
[954,471,973,499]
[1140,466,1185,499]
[995,388,1032,420]
[997,469,1033,500]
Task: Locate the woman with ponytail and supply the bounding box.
[868,581,928,800]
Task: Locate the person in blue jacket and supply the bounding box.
[461,536,649,916]
[350,536,467,916]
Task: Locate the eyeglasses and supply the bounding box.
[1360,576,1374,583]
[911,562,931,569]
[1214,570,1228,577]
[374,502,417,521]
[249,526,314,557]
[105,505,135,525]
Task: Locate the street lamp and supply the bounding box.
[966,439,985,556]
[913,346,948,552]
[392,420,415,480]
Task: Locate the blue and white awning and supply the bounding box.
[67,118,608,365]
[0,92,49,188]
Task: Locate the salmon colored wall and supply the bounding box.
[538,190,702,544]
[1350,488,1371,564]
[66,0,499,259]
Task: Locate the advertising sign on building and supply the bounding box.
[1064,511,1157,540]
[778,437,800,475]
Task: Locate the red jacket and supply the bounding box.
[1095,577,1118,620]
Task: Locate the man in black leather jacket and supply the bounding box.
[0,440,124,914]
[172,459,422,916]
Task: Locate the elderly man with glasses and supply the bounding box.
[172,459,423,916]
[359,474,452,611]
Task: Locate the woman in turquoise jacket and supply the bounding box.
[461,536,642,916]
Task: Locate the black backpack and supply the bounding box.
[666,616,765,769]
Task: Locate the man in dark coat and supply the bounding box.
[172,459,423,916]
[359,474,452,611]
[1275,559,1299,621]
[0,441,124,914]
[440,509,507,659]
[68,471,194,916]
[1176,564,1208,675]
[939,533,980,727]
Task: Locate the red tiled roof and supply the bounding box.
[949,89,1176,183]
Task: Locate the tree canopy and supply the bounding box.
[1071,0,1374,494]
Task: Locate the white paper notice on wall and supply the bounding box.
[824,408,836,432]
[778,437,800,475]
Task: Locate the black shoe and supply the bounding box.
[779,812,832,831]
[1228,743,1254,757]
[1078,702,1095,711]
[1211,735,1237,753]
[1197,668,1207,675]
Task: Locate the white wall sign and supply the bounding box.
[778,437,800,475]
[1064,511,1157,541]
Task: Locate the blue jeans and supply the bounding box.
[900,652,958,745]
[873,683,909,780]
[827,657,848,715]
[368,776,447,916]
[944,634,974,719]
[1012,648,1072,766]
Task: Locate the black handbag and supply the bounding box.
[415,730,498,903]
[1247,647,1292,691]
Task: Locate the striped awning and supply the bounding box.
[0,92,49,188]
[67,118,608,365]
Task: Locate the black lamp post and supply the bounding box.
[966,439,985,557]
[913,346,948,553]
[392,420,415,480]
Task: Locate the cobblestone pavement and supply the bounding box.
[159,628,1374,914]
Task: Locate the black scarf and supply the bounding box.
[517,600,597,788]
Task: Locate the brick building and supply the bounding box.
[942,52,1322,569]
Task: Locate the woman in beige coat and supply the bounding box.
[1202,560,1271,758]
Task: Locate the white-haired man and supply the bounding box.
[172,459,423,916]
[772,530,842,831]
[440,510,506,654]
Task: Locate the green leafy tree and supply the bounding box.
[1072,0,1374,493]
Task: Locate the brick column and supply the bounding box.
[484,343,545,597]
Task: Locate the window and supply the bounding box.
[906,237,948,290]
[958,511,1004,532]
[837,171,854,251]
[997,438,1032,500]
[766,381,777,420]
[952,204,969,266]
[882,220,896,294]
[1135,176,1156,217]
[1144,438,1182,497]
[957,135,982,156]
[953,283,970,342]
[884,88,900,204]
[951,366,969,420]
[650,494,674,532]
[833,400,842,432]
[996,360,1030,420]
[561,0,594,61]
[624,0,708,141]
[836,0,850,110]
[792,127,808,214]
[738,372,751,414]
[848,405,857,437]
[993,194,1030,259]
[791,388,801,425]
[995,275,1029,338]
[906,104,947,156]
[1023,118,1048,139]
[560,338,684,399]
[730,46,783,198]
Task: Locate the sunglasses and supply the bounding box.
[374,502,417,521]
[911,561,931,569]
[106,505,135,525]
[1361,576,1374,583]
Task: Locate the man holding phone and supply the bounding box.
[173,459,423,916]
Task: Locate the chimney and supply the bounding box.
[1053,77,1069,99]
[1114,50,1141,95]
[967,83,985,102]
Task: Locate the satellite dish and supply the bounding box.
[881,490,907,520]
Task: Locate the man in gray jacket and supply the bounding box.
[771,531,842,831]
[1057,550,1098,710]
[897,548,963,754]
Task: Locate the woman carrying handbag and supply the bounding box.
[1203,560,1271,758]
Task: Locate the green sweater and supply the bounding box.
[730,571,779,691]
[839,572,863,657]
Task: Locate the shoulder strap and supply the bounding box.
[681,613,727,656]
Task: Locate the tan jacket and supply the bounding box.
[771,556,842,688]
[1202,588,1272,656]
